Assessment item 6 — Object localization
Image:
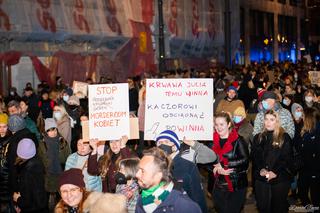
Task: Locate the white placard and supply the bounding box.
[73,81,89,97]
[309,71,320,86]
[88,84,130,140]
[144,79,213,141]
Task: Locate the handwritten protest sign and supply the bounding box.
[73,81,89,97]
[308,71,320,86]
[88,84,130,140]
[144,79,213,141]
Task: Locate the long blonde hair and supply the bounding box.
[261,110,285,148]
[301,107,319,136]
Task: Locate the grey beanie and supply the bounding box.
[45,118,57,132]
[8,115,26,132]
[291,103,303,115]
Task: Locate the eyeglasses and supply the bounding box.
[60,187,81,196]
[46,127,56,132]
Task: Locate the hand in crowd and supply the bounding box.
[89,138,99,154]
[120,135,129,148]
[183,137,195,147]
[13,192,21,202]
[260,169,277,181]
[265,171,277,181]
[213,163,234,176]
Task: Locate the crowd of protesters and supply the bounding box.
[0,60,319,213]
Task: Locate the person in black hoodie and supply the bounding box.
[252,109,294,213]
[38,90,54,119]
[295,107,320,207]
[13,138,47,213]
[6,115,38,197]
[22,86,39,123]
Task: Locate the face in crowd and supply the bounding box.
[60,184,83,208]
[77,139,91,156]
[264,113,278,131]
[110,139,121,154]
[136,155,163,189]
[214,115,232,139]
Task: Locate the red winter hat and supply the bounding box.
[58,168,85,189]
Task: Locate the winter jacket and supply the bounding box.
[23,93,40,123]
[15,156,47,212]
[135,189,202,213]
[180,141,218,164]
[38,134,71,192]
[0,135,11,203]
[236,120,254,152]
[215,98,245,116]
[129,87,139,113]
[252,131,294,184]
[212,130,249,191]
[295,122,320,178]
[7,128,38,194]
[24,116,41,142]
[38,99,54,119]
[65,152,102,192]
[171,155,207,213]
[253,103,295,139]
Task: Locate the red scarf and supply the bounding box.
[212,129,239,192]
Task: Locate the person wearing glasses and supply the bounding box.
[39,118,71,209]
[55,168,90,213]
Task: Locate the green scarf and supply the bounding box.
[141,181,174,213]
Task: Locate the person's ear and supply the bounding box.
[172,145,177,153]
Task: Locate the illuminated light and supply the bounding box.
[264,39,269,45]
[300,47,305,51]
[240,39,243,43]
[270,38,273,41]
[160,55,164,58]
[285,39,288,43]
[277,34,281,41]
[282,36,285,42]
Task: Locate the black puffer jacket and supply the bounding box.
[212,130,249,191]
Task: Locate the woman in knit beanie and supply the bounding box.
[55,168,90,213]
[38,118,71,209]
[13,138,48,213]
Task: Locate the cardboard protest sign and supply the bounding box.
[82,120,89,142]
[88,84,130,140]
[308,71,320,86]
[73,81,89,97]
[129,117,139,139]
[144,79,213,141]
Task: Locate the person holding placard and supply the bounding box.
[212,112,249,213]
[65,139,102,192]
[87,136,131,193]
[156,130,207,213]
